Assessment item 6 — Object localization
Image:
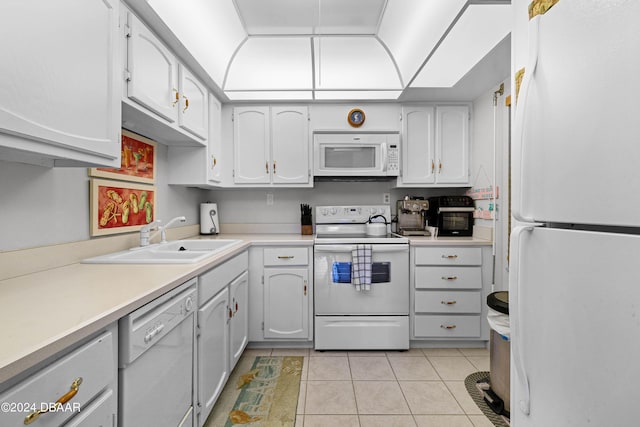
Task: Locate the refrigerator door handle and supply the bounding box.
[510,224,541,416]
[512,14,541,224]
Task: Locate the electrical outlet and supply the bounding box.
[266,193,274,206]
[383,193,390,204]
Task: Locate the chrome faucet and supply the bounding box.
[158,216,187,243]
[139,220,161,247]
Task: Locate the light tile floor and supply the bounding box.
[236,347,494,427]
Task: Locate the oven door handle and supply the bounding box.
[438,207,475,213]
[314,244,409,253]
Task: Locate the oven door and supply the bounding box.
[314,244,409,315]
[438,211,474,236]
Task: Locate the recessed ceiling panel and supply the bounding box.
[225,37,312,90]
[234,0,386,35]
[411,4,511,88]
[314,37,401,90]
[378,0,466,84]
[148,0,246,85]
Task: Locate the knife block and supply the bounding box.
[301,214,312,235]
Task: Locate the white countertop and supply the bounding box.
[0,232,486,385]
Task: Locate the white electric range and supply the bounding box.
[313,205,410,350]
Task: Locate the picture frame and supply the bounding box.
[90,178,157,236]
[89,129,157,184]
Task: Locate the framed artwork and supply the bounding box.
[90,178,156,236]
[89,129,156,184]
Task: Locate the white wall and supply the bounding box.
[0,144,204,251]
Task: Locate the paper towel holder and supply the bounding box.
[200,202,220,235]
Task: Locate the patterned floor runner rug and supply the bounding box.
[206,356,303,427]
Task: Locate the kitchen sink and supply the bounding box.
[82,239,241,264]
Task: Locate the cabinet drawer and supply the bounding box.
[415,290,481,313]
[199,251,248,304]
[415,266,481,289]
[415,247,481,266]
[264,247,308,266]
[414,315,481,338]
[0,331,115,427]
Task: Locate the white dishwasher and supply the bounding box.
[119,279,197,427]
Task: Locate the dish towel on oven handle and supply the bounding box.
[352,244,372,291]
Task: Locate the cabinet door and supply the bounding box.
[271,106,309,184]
[64,389,115,427]
[0,0,120,167]
[435,106,469,184]
[197,289,229,426]
[178,64,208,140]
[127,13,178,123]
[264,268,309,339]
[233,107,270,183]
[208,96,222,183]
[229,272,249,370]
[401,106,436,184]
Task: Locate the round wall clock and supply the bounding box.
[347,108,365,127]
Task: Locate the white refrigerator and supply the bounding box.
[510,1,640,426]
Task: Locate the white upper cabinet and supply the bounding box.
[398,104,470,187]
[233,106,311,187]
[122,8,206,146]
[436,106,470,184]
[233,106,271,184]
[0,0,121,167]
[178,64,208,139]
[127,13,178,123]
[271,106,310,184]
[400,105,436,184]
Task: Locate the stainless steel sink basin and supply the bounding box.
[82,239,241,264]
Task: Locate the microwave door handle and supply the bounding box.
[381,143,387,172]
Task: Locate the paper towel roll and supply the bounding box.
[200,203,219,235]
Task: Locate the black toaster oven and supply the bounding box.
[427,196,475,237]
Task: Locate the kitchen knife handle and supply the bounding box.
[24,378,83,425]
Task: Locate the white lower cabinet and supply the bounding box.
[0,326,118,427]
[229,271,249,370]
[264,268,309,339]
[411,246,490,342]
[196,251,248,427]
[197,287,230,426]
[248,246,313,343]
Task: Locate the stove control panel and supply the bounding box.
[316,205,391,224]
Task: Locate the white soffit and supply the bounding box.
[315,90,402,100]
[226,91,313,100]
[411,4,512,88]
[314,37,401,90]
[225,37,312,90]
[234,0,386,35]
[147,0,246,85]
[378,0,466,84]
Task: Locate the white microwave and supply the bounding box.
[313,133,400,176]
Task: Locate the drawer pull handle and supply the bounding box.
[441,276,458,281]
[440,324,457,330]
[24,377,83,425]
[442,255,458,259]
[441,300,457,305]
[304,280,308,296]
[277,255,294,259]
